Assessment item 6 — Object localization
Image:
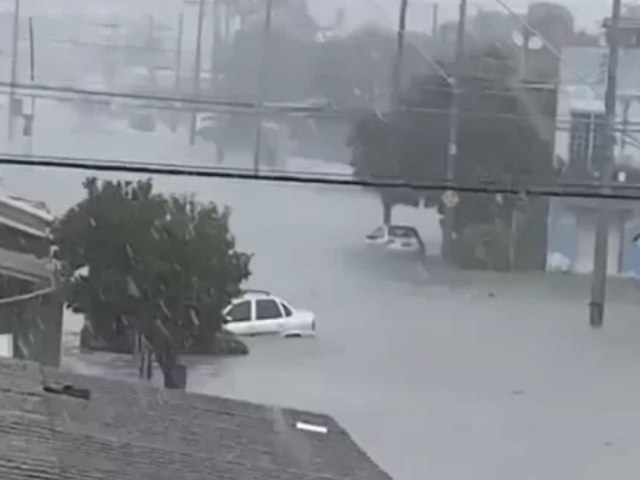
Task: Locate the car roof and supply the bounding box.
[235,290,285,302]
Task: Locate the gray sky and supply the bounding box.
[0,0,615,32]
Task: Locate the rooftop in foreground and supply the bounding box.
[0,358,392,480]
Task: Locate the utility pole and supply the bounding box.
[441,0,467,261]
[188,0,206,145]
[211,0,222,93]
[7,0,20,142]
[589,0,622,329]
[25,16,35,156]
[171,12,184,132]
[252,0,274,174]
[391,0,409,108]
[431,4,439,39]
[380,0,409,227]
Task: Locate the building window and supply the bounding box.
[568,110,610,175]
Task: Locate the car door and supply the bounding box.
[254,298,285,334]
[223,300,253,335]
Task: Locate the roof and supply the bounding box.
[0,359,392,480]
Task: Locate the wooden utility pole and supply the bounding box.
[211,0,222,92]
[25,16,35,155]
[171,12,184,132]
[252,0,274,174]
[7,0,20,142]
[589,0,622,328]
[380,0,409,226]
[391,0,409,108]
[431,4,439,39]
[188,0,206,145]
[441,0,467,261]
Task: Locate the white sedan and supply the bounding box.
[222,290,316,338]
[366,224,425,254]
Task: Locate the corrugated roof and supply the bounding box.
[0,359,392,480]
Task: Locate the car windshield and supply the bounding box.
[2,2,635,480]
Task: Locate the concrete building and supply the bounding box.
[0,192,61,366]
[548,18,640,276]
[0,357,392,480]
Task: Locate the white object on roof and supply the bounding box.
[296,421,328,434]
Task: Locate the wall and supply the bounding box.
[0,288,63,368]
[548,47,640,274]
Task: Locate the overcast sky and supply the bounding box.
[308,0,612,32]
[0,0,617,33]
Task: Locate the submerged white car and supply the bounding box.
[222,290,316,338]
[366,224,424,254]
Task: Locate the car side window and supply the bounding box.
[255,299,283,320]
[280,302,293,317]
[227,301,251,322]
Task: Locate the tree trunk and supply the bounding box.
[157,347,187,390]
[382,198,393,225]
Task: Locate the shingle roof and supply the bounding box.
[0,359,392,480]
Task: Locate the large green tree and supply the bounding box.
[348,46,554,269]
[347,72,450,224]
[55,178,251,389]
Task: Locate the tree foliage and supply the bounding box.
[312,26,433,110]
[54,178,251,388]
[348,44,553,271]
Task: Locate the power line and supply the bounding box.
[2,151,640,201]
[5,80,640,126]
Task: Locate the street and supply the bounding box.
[5,103,640,480]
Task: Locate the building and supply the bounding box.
[0,193,62,366]
[0,358,393,480]
[548,17,640,275]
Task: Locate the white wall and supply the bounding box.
[0,334,13,358]
[574,211,622,275]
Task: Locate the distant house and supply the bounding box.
[0,358,393,480]
[548,22,640,276]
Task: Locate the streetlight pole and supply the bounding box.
[589,0,622,328]
[7,0,20,142]
[188,0,206,145]
[252,0,273,175]
[442,0,467,261]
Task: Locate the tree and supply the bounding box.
[54,178,251,389]
[348,45,555,269]
[311,26,434,110]
[452,47,553,269]
[224,0,317,38]
[348,73,450,224]
[526,2,575,50]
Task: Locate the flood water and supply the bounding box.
[5,104,640,480]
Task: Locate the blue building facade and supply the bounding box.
[548,45,640,277]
